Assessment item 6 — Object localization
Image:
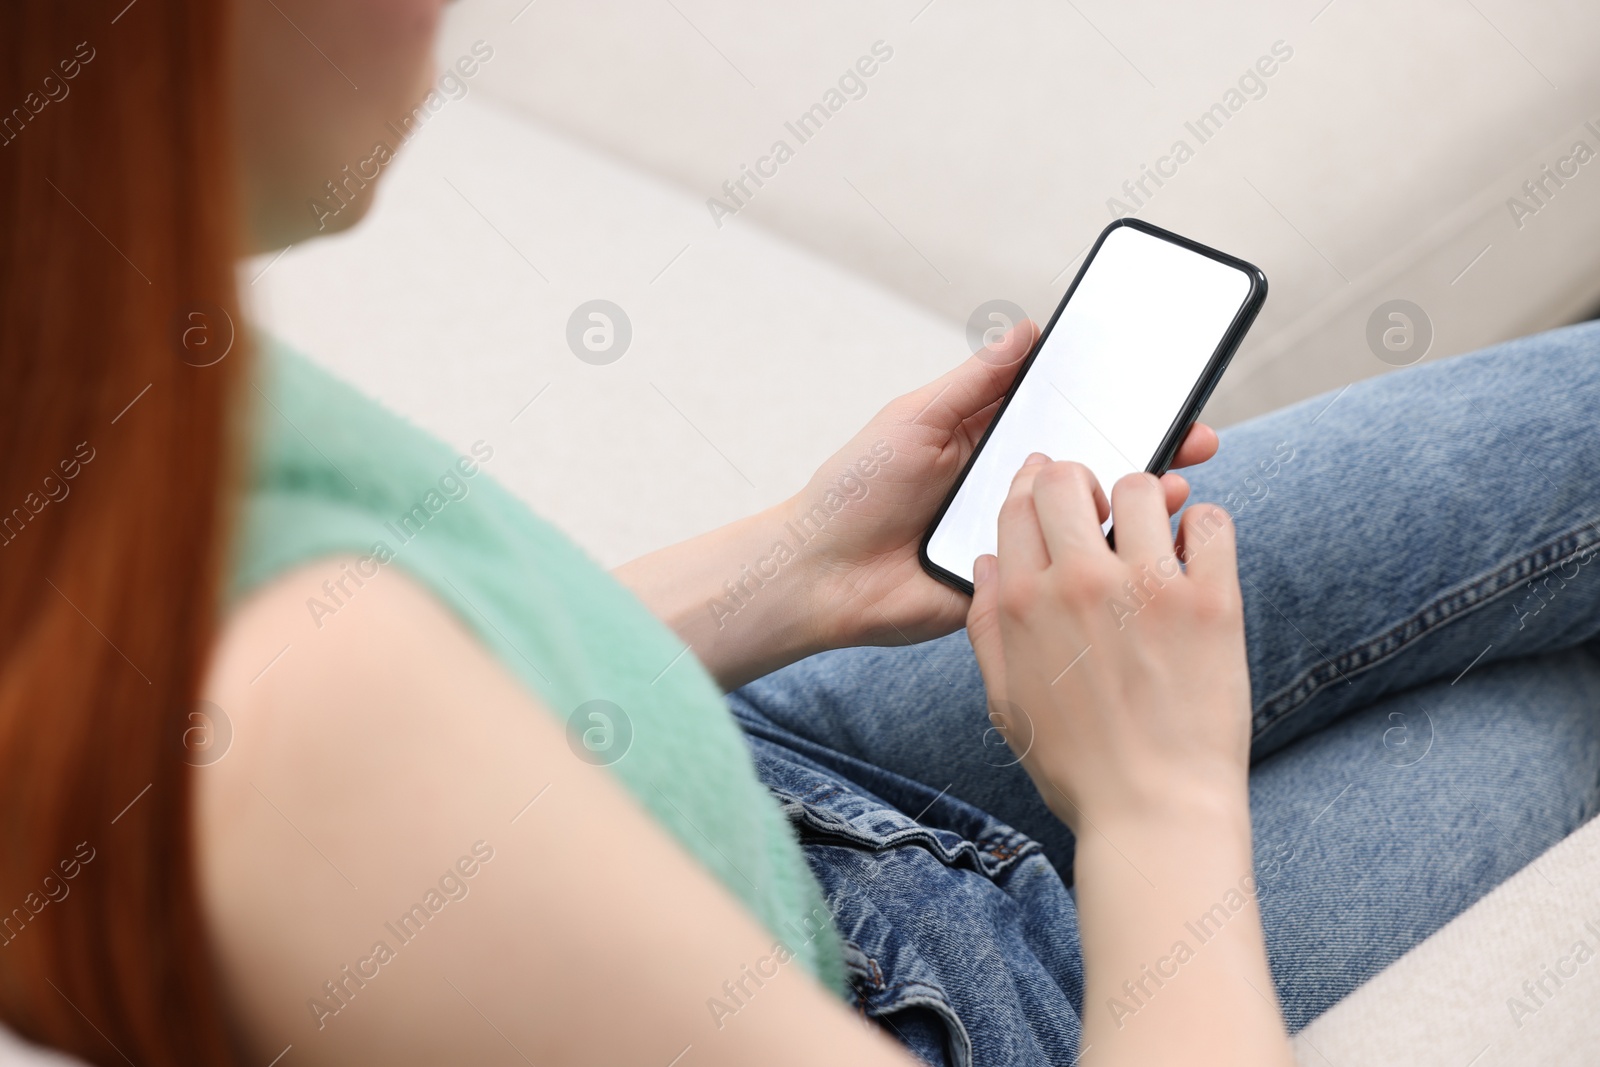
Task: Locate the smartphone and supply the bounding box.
[919,218,1267,594]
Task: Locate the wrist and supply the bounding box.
[612,499,833,690]
[1072,789,1283,1064]
[755,490,856,651]
[748,494,839,652]
[692,500,836,686]
[1042,766,1251,842]
[1072,789,1257,912]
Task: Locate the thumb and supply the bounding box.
[902,320,1037,432]
[966,554,1007,695]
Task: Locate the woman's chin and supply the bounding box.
[248,186,380,254]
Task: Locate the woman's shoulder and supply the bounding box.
[193,557,889,1066]
[197,554,521,863]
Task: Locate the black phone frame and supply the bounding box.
[917,217,1268,596]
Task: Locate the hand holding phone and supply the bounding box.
[920,219,1266,592]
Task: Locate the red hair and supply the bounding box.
[0,0,243,1061]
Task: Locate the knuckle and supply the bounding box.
[1183,502,1234,542]
[1032,460,1073,486]
[998,572,1039,618]
[1114,470,1159,499]
[1029,464,1064,494]
[1034,461,1106,509]
[1053,461,1098,494]
[1055,557,1117,604]
[1189,583,1242,625]
[1007,462,1038,494]
[882,392,922,424]
[998,489,1034,525]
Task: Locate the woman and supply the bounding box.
[4,1,1598,1065]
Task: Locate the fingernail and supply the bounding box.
[1023,452,1050,467]
[973,555,995,585]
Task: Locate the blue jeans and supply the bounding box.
[728,321,1600,1066]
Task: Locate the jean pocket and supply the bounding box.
[778,790,1048,1067]
[813,844,976,1067]
[846,942,974,1067]
[747,742,1079,1067]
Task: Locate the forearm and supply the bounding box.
[612,499,834,691]
[1072,792,1293,1066]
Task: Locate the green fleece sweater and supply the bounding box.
[228,338,845,993]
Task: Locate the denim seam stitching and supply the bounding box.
[773,785,1041,874]
[787,806,1041,875]
[1254,517,1600,744]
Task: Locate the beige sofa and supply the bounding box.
[235,0,1600,1063]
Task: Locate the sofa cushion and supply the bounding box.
[438,0,1600,426]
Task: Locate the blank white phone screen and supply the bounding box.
[926,225,1253,585]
